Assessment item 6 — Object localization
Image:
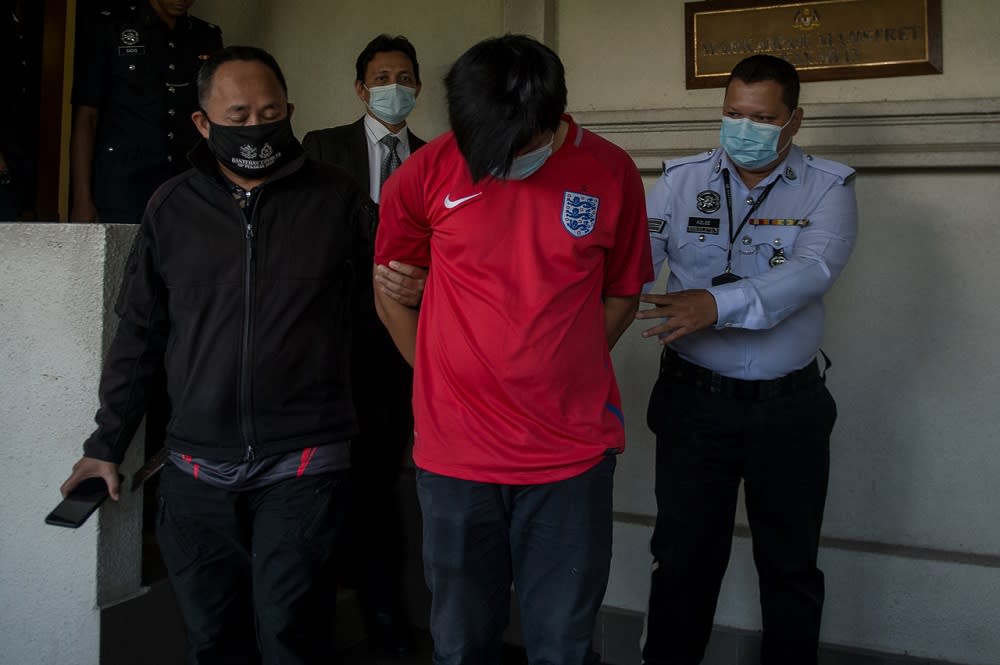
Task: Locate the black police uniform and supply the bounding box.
[0,0,41,218]
[72,2,222,223]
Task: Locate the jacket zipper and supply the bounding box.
[239,190,259,462]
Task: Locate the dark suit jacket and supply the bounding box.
[301,116,423,436]
[302,116,426,196]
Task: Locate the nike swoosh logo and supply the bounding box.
[443,192,483,209]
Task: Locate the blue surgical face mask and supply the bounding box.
[719,114,794,170]
[492,138,554,180]
[365,83,417,125]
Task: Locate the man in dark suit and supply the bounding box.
[303,34,424,204]
[302,34,425,655]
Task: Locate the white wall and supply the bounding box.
[0,223,143,664]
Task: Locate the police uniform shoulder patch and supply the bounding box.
[648,218,666,234]
[805,155,856,185]
[662,150,716,178]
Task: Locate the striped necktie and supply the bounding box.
[379,134,402,187]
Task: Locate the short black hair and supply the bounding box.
[445,34,567,182]
[727,54,800,112]
[355,34,421,84]
[197,45,288,107]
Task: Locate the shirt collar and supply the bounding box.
[364,113,408,147]
[709,144,805,188]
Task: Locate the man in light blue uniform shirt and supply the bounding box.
[638,55,858,665]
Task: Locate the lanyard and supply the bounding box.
[721,169,777,274]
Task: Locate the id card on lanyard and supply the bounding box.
[711,169,777,287]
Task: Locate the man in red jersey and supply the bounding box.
[374,35,652,665]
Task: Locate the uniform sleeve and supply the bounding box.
[374,155,431,268]
[644,169,673,293]
[71,14,106,108]
[82,217,170,462]
[603,159,654,296]
[711,177,858,330]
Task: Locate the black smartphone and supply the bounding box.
[45,476,118,528]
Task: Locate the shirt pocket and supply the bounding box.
[673,227,730,278]
[748,225,802,273]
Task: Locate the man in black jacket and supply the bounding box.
[60,46,370,665]
[302,34,426,652]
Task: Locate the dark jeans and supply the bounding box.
[416,454,616,665]
[156,463,349,665]
[642,368,836,665]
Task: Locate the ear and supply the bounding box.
[192,109,210,140]
[789,107,803,136]
[355,80,368,104]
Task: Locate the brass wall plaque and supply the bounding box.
[685,0,942,88]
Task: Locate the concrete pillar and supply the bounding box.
[0,222,143,665]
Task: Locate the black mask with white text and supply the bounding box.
[205,117,301,178]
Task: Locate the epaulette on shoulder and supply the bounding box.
[662,149,717,177]
[190,16,221,33]
[805,155,856,185]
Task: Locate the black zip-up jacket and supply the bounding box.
[83,140,373,463]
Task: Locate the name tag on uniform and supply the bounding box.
[748,218,809,227]
[118,46,146,56]
[687,217,720,234]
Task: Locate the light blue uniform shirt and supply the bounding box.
[645,145,858,380]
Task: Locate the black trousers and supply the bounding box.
[642,364,836,665]
[416,455,616,665]
[156,464,349,665]
[345,318,413,624]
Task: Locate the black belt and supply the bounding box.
[659,348,823,401]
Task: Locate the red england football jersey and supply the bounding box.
[375,115,653,484]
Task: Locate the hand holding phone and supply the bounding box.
[45,475,121,528]
[49,457,122,529]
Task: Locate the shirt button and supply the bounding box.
[745,196,754,206]
[167,155,173,162]
[168,87,175,93]
[742,235,752,245]
[167,132,174,140]
[128,64,136,71]
[773,238,783,247]
[168,108,176,116]
[698,234,706,242]
[168,63,176,70]
[168,41,175,48]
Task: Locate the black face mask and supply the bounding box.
[205,117,301,178]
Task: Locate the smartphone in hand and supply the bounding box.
[45,476,119,528]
